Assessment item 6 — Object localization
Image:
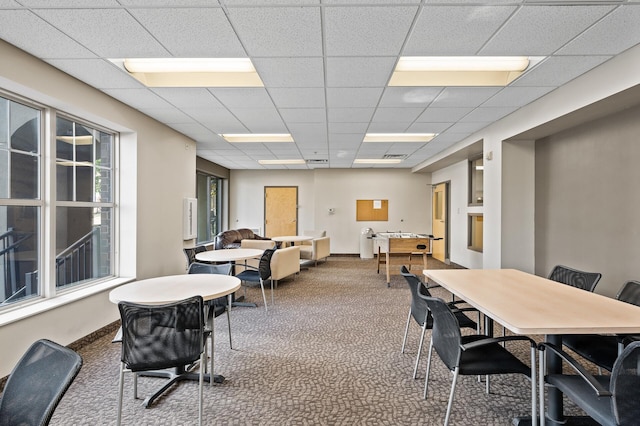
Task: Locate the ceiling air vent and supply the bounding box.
[382,154,407,160]
[306,159,328,164]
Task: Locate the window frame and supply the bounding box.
[0,89,119,311]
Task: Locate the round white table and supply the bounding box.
[195,248,264,263]
[109,274,241,406]
[109,274,240,304]
[271,235,312,249]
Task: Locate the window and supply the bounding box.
[196,172,223,243]
[468,214,483,252]
[469,156,483,205]
[1,92,116,308]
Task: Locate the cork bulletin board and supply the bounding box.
[356,199,388,221]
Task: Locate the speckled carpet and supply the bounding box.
[47,256,585,425]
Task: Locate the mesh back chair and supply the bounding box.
[548,264,602,292]
[187,262,234,375]
[400,266,478,379]
[183,246,207,269]
[539,341,640,426]
[117,296,206,426]
[422,296,536,426]
[0,339,82,426]
[561,280,640,372]
[235,248,275,313]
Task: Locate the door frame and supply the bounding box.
[263,186,298,237]
[432,181,451,264]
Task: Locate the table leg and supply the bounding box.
[386,252,391,287]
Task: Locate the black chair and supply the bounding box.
[422,296,536,426]
[0,339,82,426]
[187,262,234,375]
[235,248,275,313]
[117,296,206,426]
[400,266,478,379]
[539,340,640,426]
[561,280,640,372]
[548,264,602,292]
[183,245,207,268]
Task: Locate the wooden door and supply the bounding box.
[432,182,448,263]
[264,186,298,237]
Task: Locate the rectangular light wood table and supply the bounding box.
[424,268,640,426]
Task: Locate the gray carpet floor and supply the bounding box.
[49,256,586,425]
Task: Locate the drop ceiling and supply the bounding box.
[1,0,639,170]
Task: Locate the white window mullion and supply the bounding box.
[42,109,56,298]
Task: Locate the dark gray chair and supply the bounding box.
[561,280,640,372]
[0,339,82,426]
[422,296,536,426]
[117,296,206,426]
[187,262,234,374]
[400,265,478,379]
[548,264,602,292]
[539,340,640,426]
[235,248,275,312]
[183,245,207,268]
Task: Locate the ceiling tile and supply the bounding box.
[405,5,517,55]
[18,0,120,5]
[326,88,383,108]
[557,6,640,55]
[226,6,322,56]
[328,122,368,133]
[268,88,326,108]
[366,122,412,133]
[33,8,170,57]
[253,57,325,88]
[327,108,374,123]
[415,107,473,122]
[482,86,555,108]
[460,107,517,123]
[232,108,288,133]
[481,5,615,55]
[128,8,246,57]
[121,0,218,5]
[513,55,612,87]
[371,107,424,123]
[325,57,396,87]
[406,122,454,133]
[431,88,501,108]
[279,108,326,123]
[208,88,275,109]
[141,108,194,124]
[378,87,442,107]
[102,88,174,109]
[324,5,418,56]
[0,10,97,59]
[151,88,224,109]
[45,59,141,89]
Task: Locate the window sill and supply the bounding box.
[0,276,135,327]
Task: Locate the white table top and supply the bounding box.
[109,274,241,305]
[195,248,264,263]
[424,268,640,335]
[271,235,313,242]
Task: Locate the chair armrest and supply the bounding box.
[538,342,612,397]
[271,246,301,280]
[462,335,536,351]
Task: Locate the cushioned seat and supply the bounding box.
[299,236,330,266]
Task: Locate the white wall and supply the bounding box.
[0,40,196,377]
[230,169,432,253]
[416,43,640,271]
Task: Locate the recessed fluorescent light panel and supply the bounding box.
[258,159,306,165]
[221,134,294,143]
[354,159,402,164]
[114,58,264,87]
[389,56,530,87]
[363,133,436,143]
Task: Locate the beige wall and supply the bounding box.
[230,168,432,254]
[0,40,196,376]
[535,104,640,297]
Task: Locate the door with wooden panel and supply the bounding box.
[432,182,449,263]
[264,186,297,237]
